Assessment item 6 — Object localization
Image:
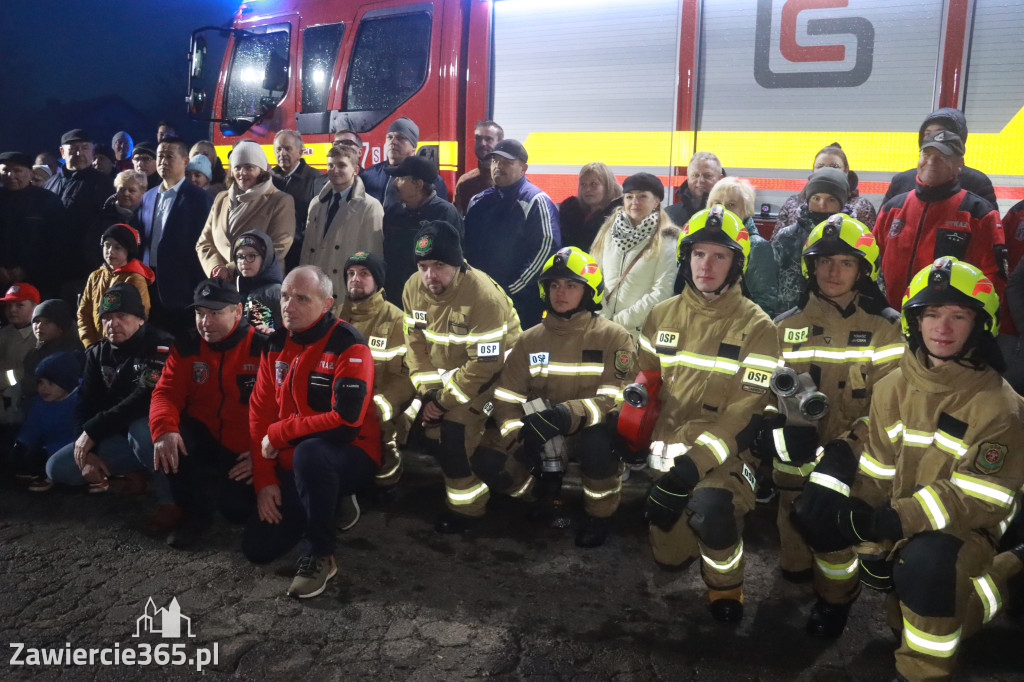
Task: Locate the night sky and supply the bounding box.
[0,0,242,154]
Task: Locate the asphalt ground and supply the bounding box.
[1,455,1022,681]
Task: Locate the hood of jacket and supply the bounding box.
[919,107,968,144]
[233,229,283,294]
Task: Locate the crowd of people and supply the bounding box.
[1,106,1023,681]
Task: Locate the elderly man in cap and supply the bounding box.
[360,117,447,209]
[245,265,380,598]
[150,278,267,548]
[874,129,1006,309]
[464,138,561,327]
[381,154,462,306]
[403,221,522,533]
[46,283,179,529]
[132,142,161,190]
[0,152,67,296]
[271,129,328,270]
[338,251,415,491]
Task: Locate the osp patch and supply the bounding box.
[975,442,1007,474]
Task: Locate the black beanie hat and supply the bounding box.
[622,172,665,201]
[32,299,75,333]
[803,167,849,206]
[102,223,141,261]
[414,221,464,267]
[344,251,387,291]
[232,232,268,260]
[35,352,83,394]
[98,282,147,320]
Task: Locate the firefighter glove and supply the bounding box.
[765,424,819,464]
[522,404,571,452]
[792,439,859,552]
[644,456,700,531]
[837,500,903,545]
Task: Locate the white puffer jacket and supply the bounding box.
[594,215,679,342]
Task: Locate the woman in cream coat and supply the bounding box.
[196,140,295,279]
[590,172,679,342]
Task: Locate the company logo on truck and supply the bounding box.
[754,0,875,89]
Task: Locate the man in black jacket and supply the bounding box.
[271,129,328,270]
[880,108,998,212]
[45,284,176,521]
[666,152,724,228]
[360,117,447,210]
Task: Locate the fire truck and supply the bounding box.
[186,0,1024,220]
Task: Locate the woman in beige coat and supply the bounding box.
[196,140,295,278]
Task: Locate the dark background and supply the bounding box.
[0,0,241,156]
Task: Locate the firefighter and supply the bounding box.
[757,215,905,636]
[472,246,635,547]
[794,257,1024,681]
[338,251,415,490]
[402,220,521,533]
[641,206,781,623]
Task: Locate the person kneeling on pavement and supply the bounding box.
[337,252,415,493]
[793,257,1024,682]
[474,246,635,547]
[641,206,781,623]
[46,283,177,532]
[149,278,266,548]
[402,221,522,534]
[245,265,380,599]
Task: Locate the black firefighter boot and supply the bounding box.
[806,598,853,638]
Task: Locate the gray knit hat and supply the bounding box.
[803,167,849,206]
[387,117,419,149]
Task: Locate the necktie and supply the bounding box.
[325,193,341,237]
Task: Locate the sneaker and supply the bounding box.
[27,477,53,493]
[287,554,338,599]
[88,479,110,493]
[337,494,361,531]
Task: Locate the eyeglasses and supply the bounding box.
[235,253,259,263]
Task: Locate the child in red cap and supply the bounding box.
[0,282,42,426]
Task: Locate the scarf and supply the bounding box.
[611,209,659,252]
[227,176,275,232]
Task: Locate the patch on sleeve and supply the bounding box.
[614,350,632,373]
[529,352,549,366]
[142,367,162,388]
[975,442,1007,474]
[655,330,679,349]
[368,336,387,350]
[274,360,289,385]
[476,342,500,358]
[783,327,809,344]
[742,368,771,390]
[413,310,428,328]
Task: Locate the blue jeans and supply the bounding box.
[46,417,173,504]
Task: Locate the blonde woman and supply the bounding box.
[590,172,678,341]
[706,177,780,319]
[559,162,622,249]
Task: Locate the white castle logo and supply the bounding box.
[133,597,195,639]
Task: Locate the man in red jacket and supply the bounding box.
[150,278,267,548]
[874,130,1007,309]
[245,265,380,599]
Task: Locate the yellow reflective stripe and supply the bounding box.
[913,486,950,530]
[638,334,657,354]
[971,574,1001,624]
[376,457,402,479]
[764,404,780,415]
[858,452,896,479]
[903,429,936,447]
[445,381,471,405]
[741,353,780,371]
[886,423,967,458]
[696,432,730,465]
[509,476,533,499]
[500,419,524,437]
[872,344,905,362]
[446,482,489,504]
[584,479,622,500]
[808,471,850,497]
[772,428,791,463]
[701,540,743,572]
[596,385,621,398]
[885,421,903,443]
[661,351,740,375]
[772,459,816,476]
[814,555,859,579]
[493,387,527,404]
[422,324,507,346]
[411,371,441,388]
[581,398,601,426]
[951,472,1015,508]
[782,345,903,364]
[373,394,393,422]
[933,432,968,458]
[370,346,406,362]
[903,619,961,658]
[528,362,604,377]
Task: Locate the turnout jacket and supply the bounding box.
[873,180,1006,310]
[339,290,414,424]
[249,313,380,492]
[492,311,635,445]
[638,284,780,479]
[773,293,905,475]
[77,324,174,442]
[402,266,521,414]
[851,350,1024,544]
[149,320,269,455]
